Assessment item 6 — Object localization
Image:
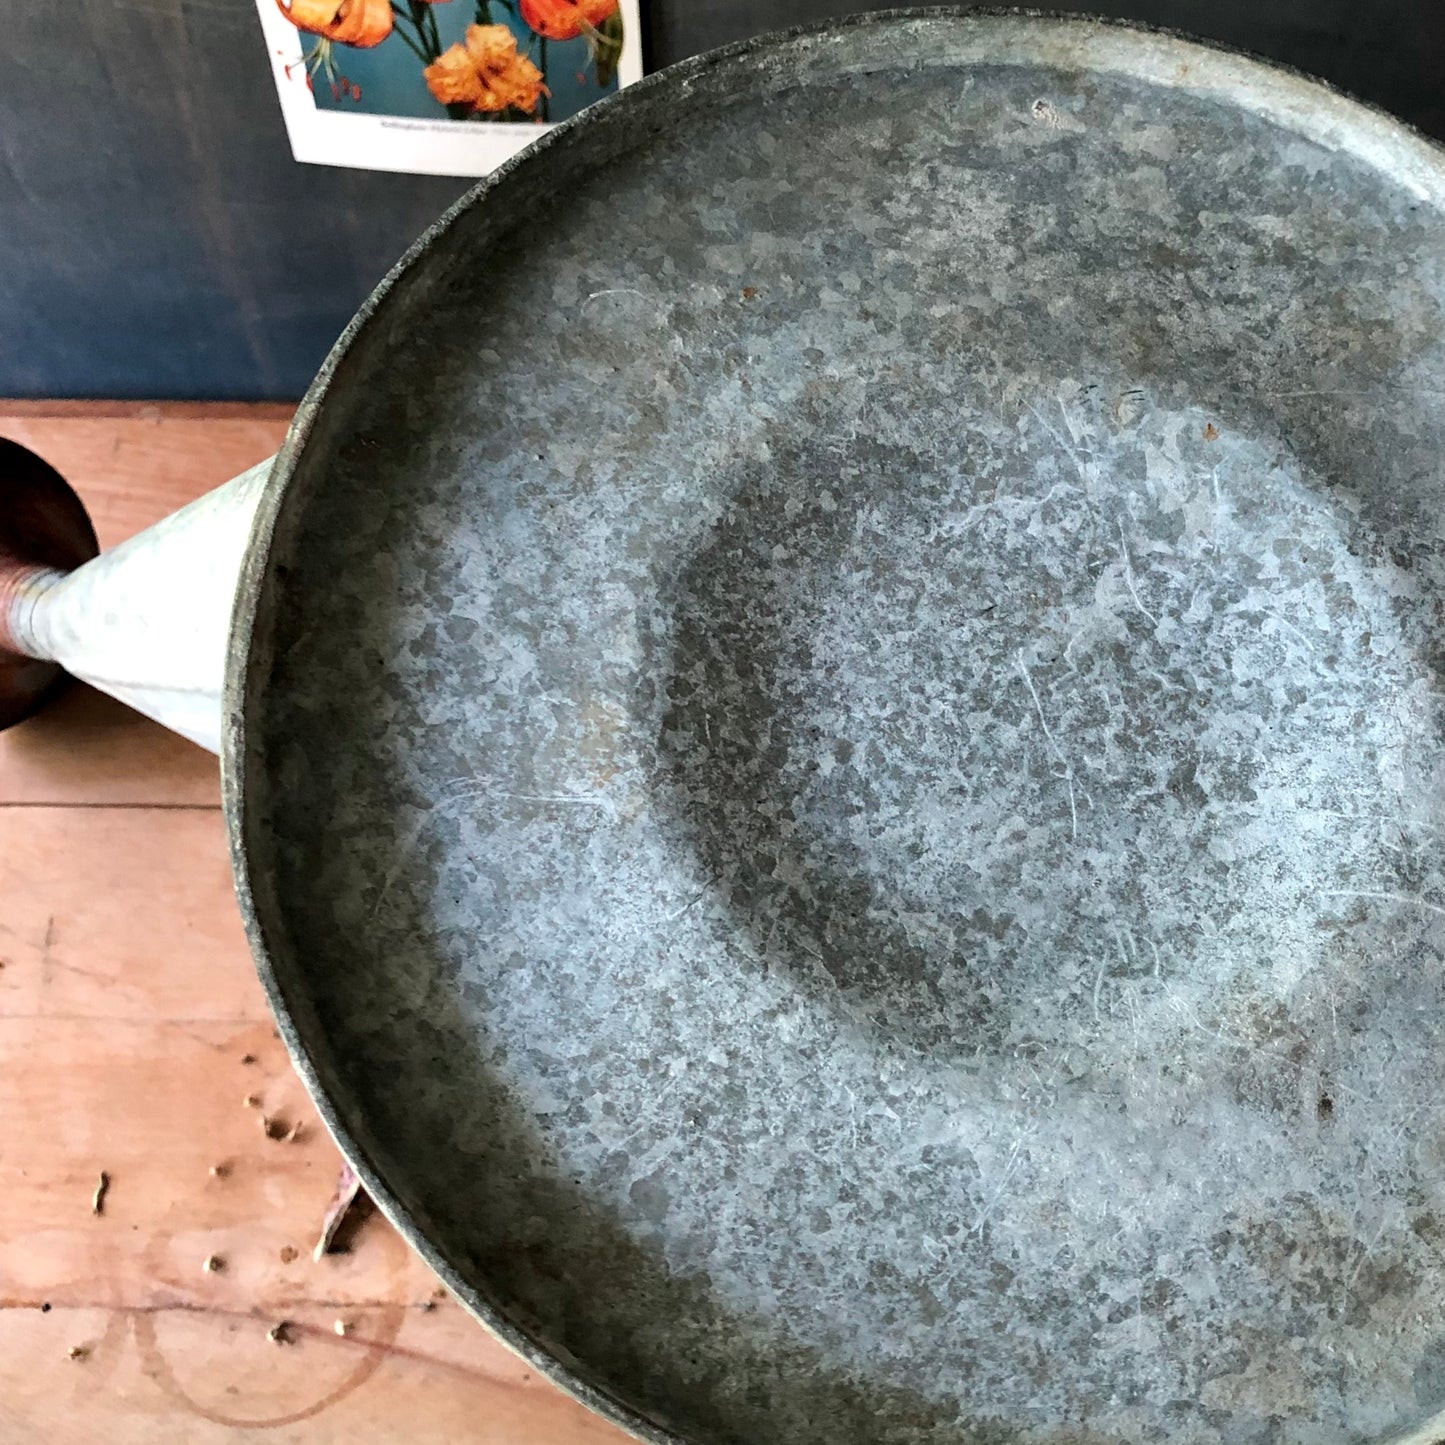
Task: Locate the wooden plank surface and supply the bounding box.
[0,405,628,1445]
[0,402,295,550]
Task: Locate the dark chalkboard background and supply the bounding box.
[2,1,1441,400]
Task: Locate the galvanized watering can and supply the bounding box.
[5,12,1445,1445]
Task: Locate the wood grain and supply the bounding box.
[0,402,293,549]
[0,682,220,808]
[0,407,631,1445]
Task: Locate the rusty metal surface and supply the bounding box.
[226,14,1445,1445]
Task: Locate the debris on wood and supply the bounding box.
[202,1254,224,1273]
[313,1162,365,1261]
[67,1345,89,1361]
[266,1321,293,1345]
[243,1094,261,1109]
[333,1318,350,1337]
[284,1119,305,1143]
[279,1244,299,1264]
[91,1171,110,1216]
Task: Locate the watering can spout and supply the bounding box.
[0,440,275,753]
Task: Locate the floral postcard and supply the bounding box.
[255,0,644,177]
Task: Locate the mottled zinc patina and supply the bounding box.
[229,14,1445,1445]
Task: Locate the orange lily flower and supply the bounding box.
[276,0,392,47]
[518,0,618,43]
[424,24,548,115]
